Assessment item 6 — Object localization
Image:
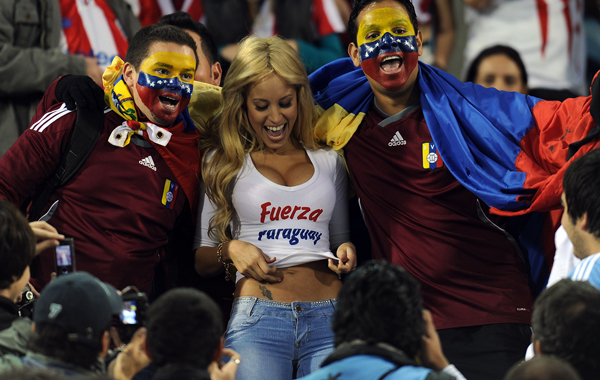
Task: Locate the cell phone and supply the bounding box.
[120,299,140,325]
[54,238,76,276]
[118,292,148,343]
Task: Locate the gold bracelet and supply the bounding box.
[217,241,232,281]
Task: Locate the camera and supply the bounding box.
[54,238,76,276]
[117,289,148,344]
[16,284,35,317]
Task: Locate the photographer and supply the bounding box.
[0,272,122,377]
[0,201,62,356]
[127,288,240,380]
[299,261,466,380]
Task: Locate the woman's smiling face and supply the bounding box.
[245,74,298,152]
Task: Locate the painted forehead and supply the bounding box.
[140,51,196,76]
[358,7,415,43]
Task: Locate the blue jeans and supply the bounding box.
[224,297,336,380]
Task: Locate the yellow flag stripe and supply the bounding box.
[422,143,429,168]
[162,179,171,205]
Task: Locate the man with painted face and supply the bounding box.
[0,24,201,296]
[309,0,600,379]
[352,4,420,98]
[336,3,533,377]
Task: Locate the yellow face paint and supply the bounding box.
[357,7,415,47]
[135,50,196,126]
[140,51,196,84]
[355,5,420,90]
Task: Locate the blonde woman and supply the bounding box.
[193,36,356,380]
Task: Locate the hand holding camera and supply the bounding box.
[117,287,149,345]
[54,238,76,276]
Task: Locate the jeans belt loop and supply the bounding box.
[246,297,258,317]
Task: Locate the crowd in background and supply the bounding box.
[2,0,600,157]
[1,0,600,379]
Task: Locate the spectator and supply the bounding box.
[0,272,122,377]
[522,148,600,361]
[58,0,140,71]
[0,201,36,330]
[503,356,581,380]
[0,201,63,357]
[309,0,600,378]
[465,45,528,94]
[130,288,239,380]
[49,13,229,312]
[413,0,455,71]
[0,367,67,380]
[531,279,600,380]
[584,0,600,84]
[151,365,219,380]
[463,0,586,100]
[0,200,37,359]
[298,261,466,380]
[122,0,348,74]
[123,0,205,28]
[194,36,355,380]
[335,0,352,22]
[203,0,347,74]
[561,149,600,287]
[0,0,139,158]
[158,12,222,86]
[0,24,202,295]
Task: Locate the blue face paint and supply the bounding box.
[358,33,418,63]
[137,72,193,99]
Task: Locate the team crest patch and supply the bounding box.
[161,179,179,209]
[422,142,444,170]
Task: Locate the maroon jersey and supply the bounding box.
[345,103,533,329]
[0,103,197,294]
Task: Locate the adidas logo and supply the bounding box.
[139,155,157,171]
[388,131,406,146]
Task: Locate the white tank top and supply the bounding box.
[194,147,350,282]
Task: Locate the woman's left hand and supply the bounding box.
[328,242,357,275]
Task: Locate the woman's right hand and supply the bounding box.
[226,240,281,283]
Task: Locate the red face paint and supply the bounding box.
[360,49,419,90]
[135,83,190,126]
[357,7,419,90]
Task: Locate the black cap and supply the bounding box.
[33,272,122,346]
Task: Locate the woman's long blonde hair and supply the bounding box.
[202,36,319,242]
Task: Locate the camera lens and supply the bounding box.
[24,290,34,302]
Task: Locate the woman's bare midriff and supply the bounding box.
[234,260,342,302]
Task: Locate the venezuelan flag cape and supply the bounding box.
[310,58,599,294]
